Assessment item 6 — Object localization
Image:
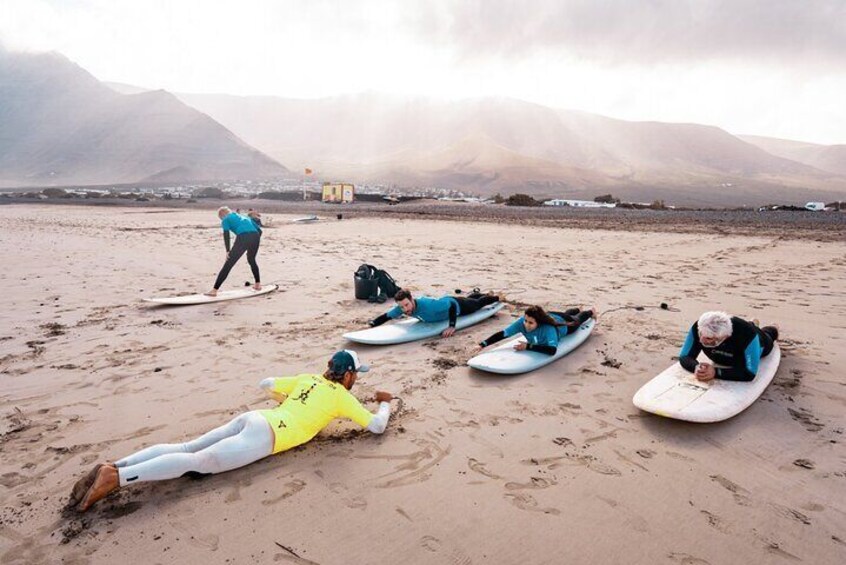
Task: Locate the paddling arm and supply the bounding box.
[369,313,391,327]
[479,330,506,347]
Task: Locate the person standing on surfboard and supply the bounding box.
[206,206,262,297]
[68,350,394,513]
[369,288,500,338]
[679,311,779,382]
[477,305,596,355]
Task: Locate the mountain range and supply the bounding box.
[2,47,844,206]
[738,135,846,177]
[173,91,845,205]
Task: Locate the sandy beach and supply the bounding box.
[1,204,844,564]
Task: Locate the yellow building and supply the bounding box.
[322,182,355,203]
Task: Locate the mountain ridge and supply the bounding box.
[0,49,288,187]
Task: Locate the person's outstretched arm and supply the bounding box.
[479,330,506,347]
[340,391,393,434]
[369,313,390,327]
[370,305,402,327]
[223,230,231,253]
[481,318,524,348]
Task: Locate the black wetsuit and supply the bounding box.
[679,317,778,382]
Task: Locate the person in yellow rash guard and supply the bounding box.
[70,350,393,513]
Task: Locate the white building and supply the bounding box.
[543,199,616,208]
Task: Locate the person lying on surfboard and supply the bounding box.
[68,351,394,513]
[369,288,500,338]
[206,206,262,297]
[477,305,596,355]
[679,311,779,382]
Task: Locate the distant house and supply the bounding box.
[543,199,616,208]
[804,202,826,211]
[322,182,355,203]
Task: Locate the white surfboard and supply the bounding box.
[292,215,319,223]
[344,303,505,345]
[632,344,781,423]
[144,284,278,305]
[468,318,595,375]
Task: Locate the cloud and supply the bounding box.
[411,0,846,69]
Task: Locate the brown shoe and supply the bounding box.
[77,464,119,512]
[68,463,104,508]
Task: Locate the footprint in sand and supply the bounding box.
[787,407,824,432]
[563,453,622,476]
[708,474,752,506]
[763,541,801,562]
[169,522,220,551]
[596,496,649,533]
[612,449,650,472]
[665,451,696,462]
[769,503,811,526]
[667,552,711,565]
[699,510,731,534]
[328,482,368,510]
[395,507,413,522]
[261,479,307,506]
[420,535,441,552]
[467,458,501,480]
[504,492,560,516]
[504,477,556,491]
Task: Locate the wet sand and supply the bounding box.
[0,204,844,564]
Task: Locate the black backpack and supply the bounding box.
[375,267,400,297]
[354,263,400,301]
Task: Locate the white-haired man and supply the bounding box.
[679,311,778,382]
[206,206,262,296]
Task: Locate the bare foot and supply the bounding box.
[589,305,599,318]
[253,283,262,291]
[204,289,218,297]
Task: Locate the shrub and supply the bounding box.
[505,193,541,207]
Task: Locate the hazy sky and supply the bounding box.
[2,0,844,144]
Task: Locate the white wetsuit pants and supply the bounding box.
[115,411,274,487]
